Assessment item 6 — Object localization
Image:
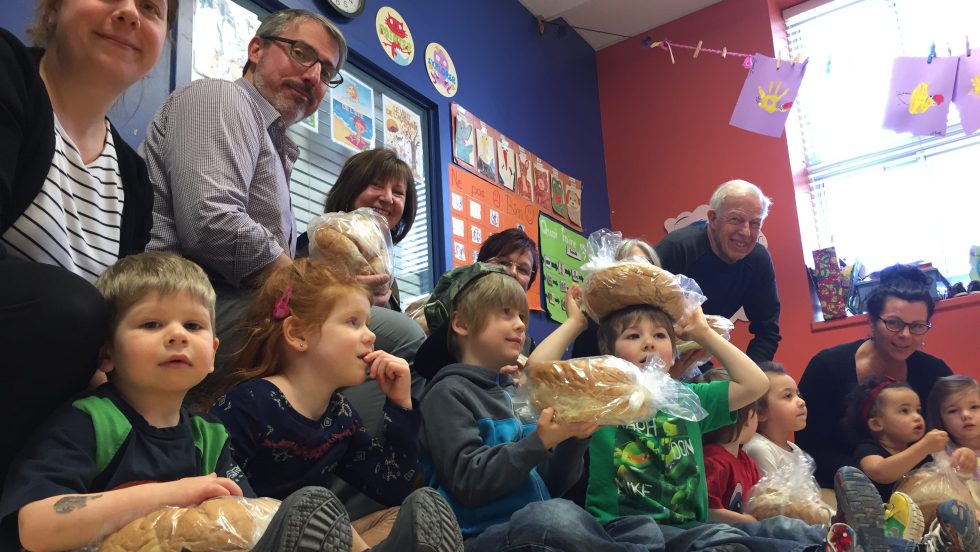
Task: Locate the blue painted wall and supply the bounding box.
[1,0,610,344]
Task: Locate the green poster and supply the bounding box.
[538,214,588,323]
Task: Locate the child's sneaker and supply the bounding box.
[368,487,463,552]
[833,466,888,551]
[824,523,856,552]
[920,499,980,552]
[252,486,352,552]
[884,491,925,542]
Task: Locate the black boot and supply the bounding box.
[253,487,352,552]
[369,488,463,552]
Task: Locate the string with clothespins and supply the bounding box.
[641,37,804,71]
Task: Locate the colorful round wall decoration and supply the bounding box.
[376,6,414,66]
[425,42,458,98]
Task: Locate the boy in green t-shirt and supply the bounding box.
[530,287,901,551]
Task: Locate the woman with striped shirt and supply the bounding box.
[0,0,176,488]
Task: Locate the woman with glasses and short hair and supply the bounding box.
[477,227,539,292]
[797,263,953,489]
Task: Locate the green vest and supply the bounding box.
[72,395,228,475]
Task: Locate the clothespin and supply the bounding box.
[792,53,801,65]
[665,40,675,64]
[967,36,971,57]
[742,56,754,69]
[693,40,703,59]
[722,46,728,59]
[927,42,936,64]
[776,51,781,70]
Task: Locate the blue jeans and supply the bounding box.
[464,499,665,552]
[660,517,919,552]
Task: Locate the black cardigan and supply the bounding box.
[796,339,952,488]
[0,28,151,259]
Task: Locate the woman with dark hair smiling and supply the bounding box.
[0,0,175,486]
[797,264,953,488]
[476,227,538,291]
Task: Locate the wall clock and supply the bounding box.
[321,0,365,19]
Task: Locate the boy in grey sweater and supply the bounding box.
[417,263,664,552]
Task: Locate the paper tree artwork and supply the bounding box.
[383,96,424,183]
[954,52,980,134]
[884,57,958,136]
[730,54,807,138]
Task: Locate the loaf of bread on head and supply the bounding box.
[582,262,689,323]
[527,356,654,425]
[98,497,280,552]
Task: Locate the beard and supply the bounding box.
[253,71,314,126]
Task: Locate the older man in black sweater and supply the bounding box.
[655,180,781,363]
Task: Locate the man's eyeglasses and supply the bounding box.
[261,35,343,87]
[877,316,932,335]
[488,257,533,279]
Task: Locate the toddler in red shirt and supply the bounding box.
[702,369,761,524]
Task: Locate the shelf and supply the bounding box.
[810,293,980,333]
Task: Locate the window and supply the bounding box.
[182,0,437,307]
[785,0,980,282]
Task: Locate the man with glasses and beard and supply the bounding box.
[141,9,349,393]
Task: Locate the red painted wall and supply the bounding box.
[597,0,980,381]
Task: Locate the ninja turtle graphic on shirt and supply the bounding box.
[611,412,701,524]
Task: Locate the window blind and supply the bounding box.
[785,0,980,279]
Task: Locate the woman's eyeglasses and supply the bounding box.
[487,257,533,279]
[877,316,931,335]
[261,35,344,88]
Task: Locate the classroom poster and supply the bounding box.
[450,103,583,231]
[496,135,517,191]
[515,146,534,203]
[730,54,808,138]
[884,56,958,136]
[566,178,582,228]
[954,52,980,134]
[376,6,415,66]
[425,42,458,98]
[476,125,498,183]
[331,71,375,153]
[538,215,588,323]
[452,105,477,171]
[450,165,541,311]
[382,96,424,183]
[191,0,259,81]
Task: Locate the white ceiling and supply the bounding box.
[518,0,724,50]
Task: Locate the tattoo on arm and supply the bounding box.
[53,495,102,514]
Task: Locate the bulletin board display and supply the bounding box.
[449,165,542,311]
[538,214,588,323]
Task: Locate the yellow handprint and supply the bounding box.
[757,81,791,114]
[970,75,980,97]
[908,82,939,114]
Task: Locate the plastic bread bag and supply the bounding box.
[308,207,394,279]
[746,453,834,526]
[674,315,735,372]
[95,496,281,552]
[579,229,707,324]
[404,293,431,335]
[519,354,707,426]
[895,451,978,526]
